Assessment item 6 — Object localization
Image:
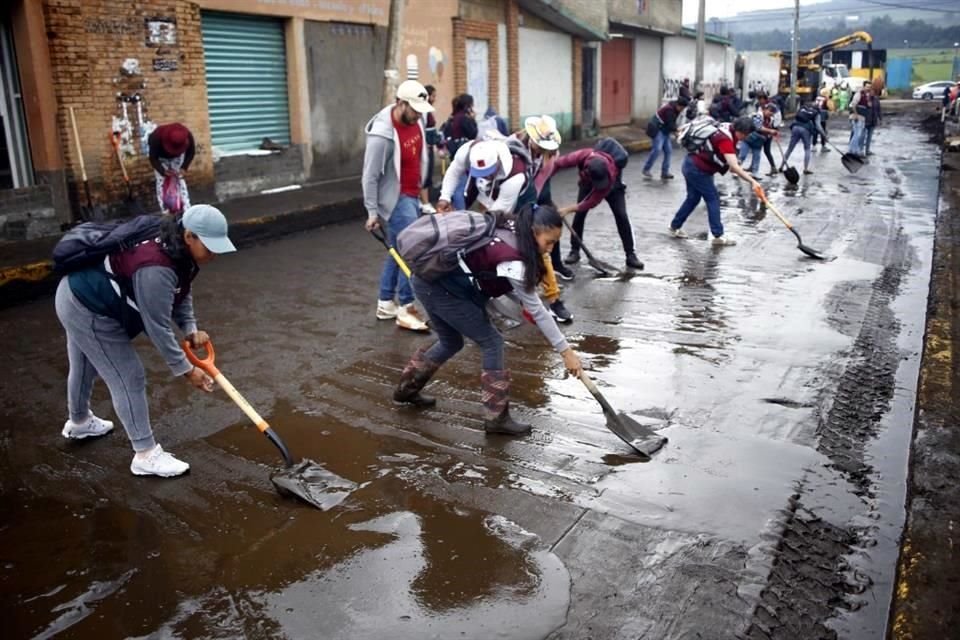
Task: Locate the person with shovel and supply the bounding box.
[55,205,236,477]
[362,79,434,332]
[393,204,583,436]
[553,141,644,271]
[783,100,827,175]
[738,103,779,178]
[148,123,194,215]
[669,116,763,246]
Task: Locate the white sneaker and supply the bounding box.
[62,413,114,439]
[130,444,190,477]
[376,299,399,320]
[396,303,430,332]
[420,202,437,214]
[668,226,689,239]
[711,235,738,246]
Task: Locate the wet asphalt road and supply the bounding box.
[0,105,941,639]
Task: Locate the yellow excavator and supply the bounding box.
[777,31,874,97]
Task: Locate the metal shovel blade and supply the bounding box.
[606,412,669,459]
[787,228,828,261]
[783,166,800,185]
[841,153,865,174]
[270,459,358,511]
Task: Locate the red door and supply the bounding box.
[601,38,633,126]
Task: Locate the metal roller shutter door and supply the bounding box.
[201,11,291,152]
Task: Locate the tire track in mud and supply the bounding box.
[746,231,910,639]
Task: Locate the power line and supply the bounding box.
[855,0,959,11]
[706,0,959,24]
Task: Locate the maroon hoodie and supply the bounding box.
[551,148,618,213]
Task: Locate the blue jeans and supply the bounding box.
[643,130,672,176]
[413,275,504,370]
[784,126,812,170]
[738,141,761,174]
[671,155,724,238]
[848,119,866,156]
[865,126,875,154]
[378,195,419,305]
[451,173,469,211]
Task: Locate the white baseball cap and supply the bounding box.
[468,140,512,179]
[396,80,435,114]
[182,205,236,254]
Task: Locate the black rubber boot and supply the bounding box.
[481,370,531,435]
[393,346,440,408]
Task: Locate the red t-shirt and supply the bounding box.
[393,114,422,197]
[692,127,736,175]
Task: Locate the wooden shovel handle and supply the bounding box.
[68,107,88,182]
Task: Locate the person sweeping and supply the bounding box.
[55,205,235,477]
[392,204,583,436]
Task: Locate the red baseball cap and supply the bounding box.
[160,123,191,156]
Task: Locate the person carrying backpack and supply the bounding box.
[738,103,779,177]
[441,94,478,210]
[392,205,584,436]
[553,139,643,270]
[643,96,690,180]
[783,100,828,175]
[53,205,235,477]
[669,116,763,245]
[437,138,532,215]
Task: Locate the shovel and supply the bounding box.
[183,340,357,510]
[579,371,667,459]
[826,140,865,174]
[560,217,620,276]
[369,227,412,278]
[755,189,828,260]
[774,138,800,185]
[68,106,107,222]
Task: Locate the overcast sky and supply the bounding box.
[681,0,830,23]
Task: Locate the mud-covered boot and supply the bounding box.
[393,346,440,408]
[481,370,531,435]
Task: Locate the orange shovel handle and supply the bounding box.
[182,340,220,377]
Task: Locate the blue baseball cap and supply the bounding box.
[181,205,236,254]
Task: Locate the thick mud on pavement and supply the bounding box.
[0,104,942,638]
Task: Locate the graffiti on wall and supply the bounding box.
[405,46,446,82]
[662,77,732,102]
[113,93,156,157]
[145,18,177,46]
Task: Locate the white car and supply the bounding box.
[913,81,954,100]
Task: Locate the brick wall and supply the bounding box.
[452,17,500,117]
[43,0,212,215]
[506,1,520,128]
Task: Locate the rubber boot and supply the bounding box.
[481,370,531,435]
[393,346,440,408]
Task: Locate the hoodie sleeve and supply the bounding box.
[440,143,471,204]
[361,130,391,220]
[133,266,193,377]
[553,148,590,171]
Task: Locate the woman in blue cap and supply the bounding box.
[55,205,236,477]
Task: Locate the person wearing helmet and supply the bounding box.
[55,205,236,477]
[668,116,763,246]
[362,79,434,332]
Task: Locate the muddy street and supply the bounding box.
[0,105,942,639]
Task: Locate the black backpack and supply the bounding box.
[593,137,629,170]
[795,105,818,124]
[53,215,163,273]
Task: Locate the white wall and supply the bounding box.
[741,51,781,98]
[632,34,663,119]
[518,27,573,136]
[662,36,734,101]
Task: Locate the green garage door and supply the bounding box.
[201,11,290,152]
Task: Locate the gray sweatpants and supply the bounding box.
[55,279,156,452]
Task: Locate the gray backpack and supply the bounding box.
[396,211,498,281]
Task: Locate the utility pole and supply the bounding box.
[695,0,705,91]
[381,0,404,106]
[789,0,799,110]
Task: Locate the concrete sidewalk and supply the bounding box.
[0,128,652,308]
